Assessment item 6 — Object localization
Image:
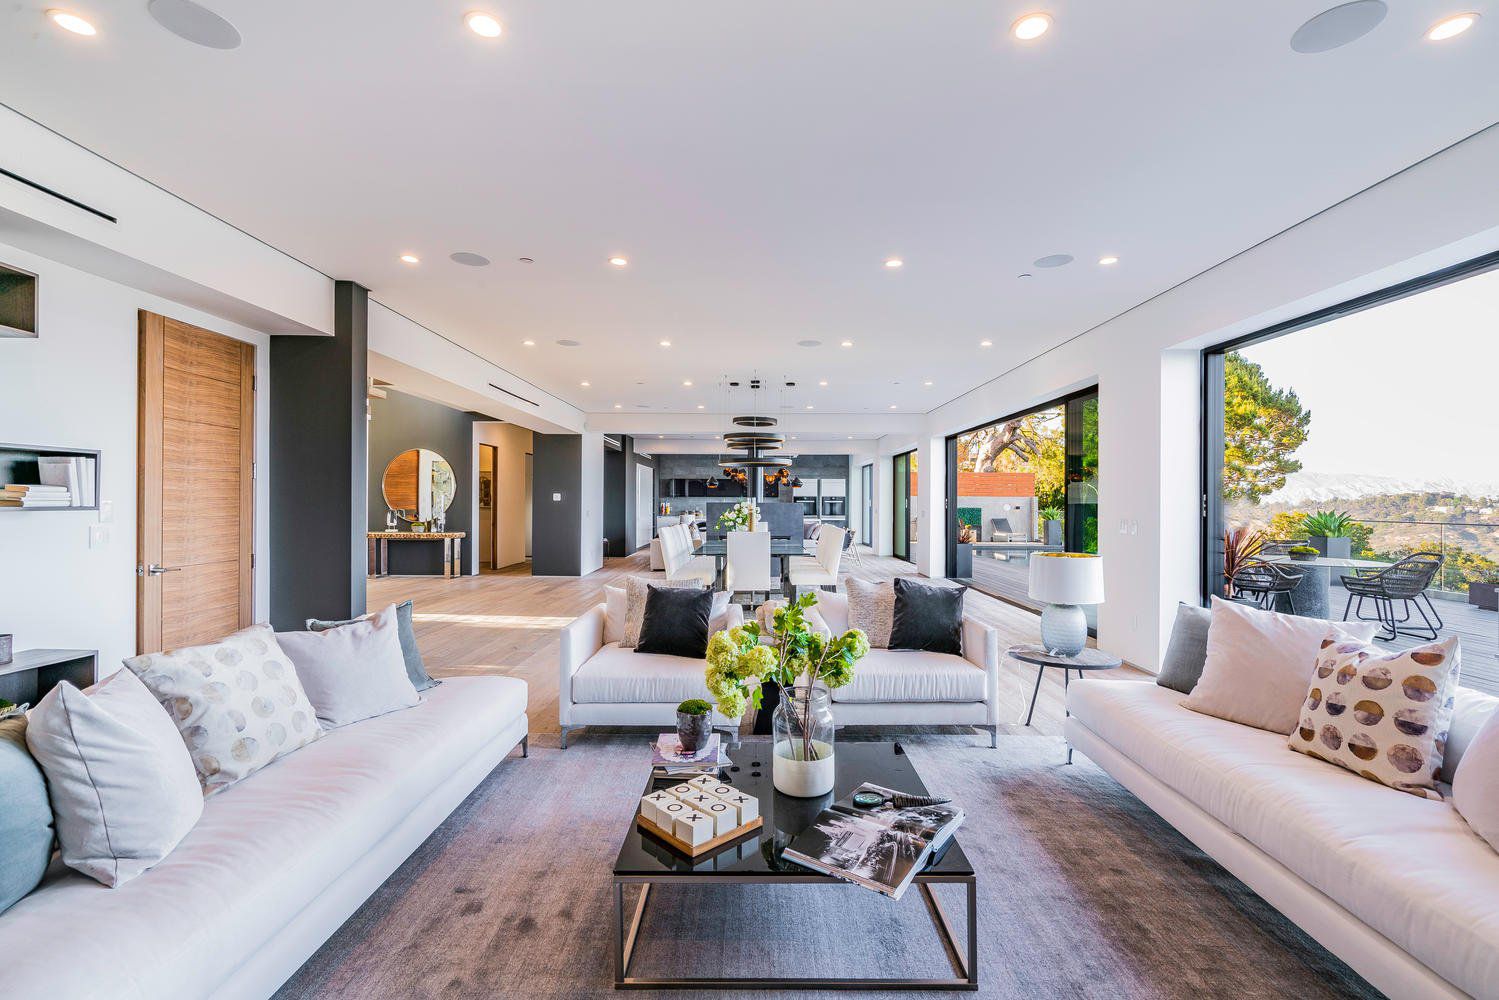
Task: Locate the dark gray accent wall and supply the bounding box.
[603,446,625,557]
[268,280,368,629]
[624,436,654,552]
[367,389,479,575]
[531,434,582,575]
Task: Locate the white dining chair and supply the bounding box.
[788,524,845,591]
[725,529,776,605]
[664,523,716,586]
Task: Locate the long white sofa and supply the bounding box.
[558,591,1001,747]
[0,675,528,1000]
[1066,678,1499,1000]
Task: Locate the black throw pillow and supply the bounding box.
[888,577,965,655]
[635,585,714,658]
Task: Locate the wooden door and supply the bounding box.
[137,311,255,653]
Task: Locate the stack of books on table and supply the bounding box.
[651,733,731,780]
[0,484,73,508]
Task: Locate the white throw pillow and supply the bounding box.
[1454,710,1499,853]
[1182,596,1377,735]
[845,578,895,649]
[277,604,422,728]
[25,669,203,887]
[124,624,323,795]
[1288,636,1460,800]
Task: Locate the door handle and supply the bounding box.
[142,563,182,576]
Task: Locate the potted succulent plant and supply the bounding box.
[1288,544,1320,562]
[675,699,713,753]
[1299,510,1355,560]
[1038,505,1064,547]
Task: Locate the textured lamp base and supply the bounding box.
[1040,603,1087,657]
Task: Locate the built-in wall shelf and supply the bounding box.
[0,262,38,339]
[0,443,101,511]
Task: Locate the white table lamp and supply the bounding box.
[1028,553,1104,656]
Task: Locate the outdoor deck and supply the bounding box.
[958,550,1499,695]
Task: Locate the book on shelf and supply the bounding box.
[781,782,964,900]
[37,455,95,507]
[1,484,73,508]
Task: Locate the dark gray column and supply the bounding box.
[531,433,583,575]
[268,280,368,628]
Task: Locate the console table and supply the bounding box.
[1,649,98,706]
[367,531,465,578]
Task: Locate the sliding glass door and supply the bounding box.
[892,450,914,561]
[860,462,873,547]
[946,388,1099,625]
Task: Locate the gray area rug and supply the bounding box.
[276,733,1380,999]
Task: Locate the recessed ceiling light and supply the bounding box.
[450,251,491,267]
[682,380,693,387]
[1011,12,1052,40]
[464,11,503,37]
[47,9,96,34]
[609,257,629,267]
[556,339,581,347]
[148,0,241,49]
[819,380,828,387]
[580,380,591,387]
[613,403,622,409]
[1034,253,1074,268]
[980,339,993,348]
[797,339,822,347]
[806,405,814,410]
[1290,1,1387,53]
[1098,255,1119,266]
[521,339,535,346]
[840,340,854,348]
[889,404,898,410]
[658,339,671,347]
[517,257,534,264]
[697,404,705,409]
[923,380,933,387]
[399,253,420,264]
[1427,12,1478,39]
[884,258,904,269]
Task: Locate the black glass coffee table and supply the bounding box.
[612,740,977,990]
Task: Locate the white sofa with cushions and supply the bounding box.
[815,592,1002,747]
[559,596,744,748]
[0,675,528,1000]
[1066,678,1499,999]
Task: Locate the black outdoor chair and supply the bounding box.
[1231,558,1304,613]
[1340,553,1445,641]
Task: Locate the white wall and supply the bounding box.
[472,422,533,571]
[0,241,273,677]
[579,432,605,574]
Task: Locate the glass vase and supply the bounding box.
[772,685,835,797]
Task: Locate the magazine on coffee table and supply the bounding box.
[782,783,964,900]
[651,734,731,777]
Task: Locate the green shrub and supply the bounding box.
[1289,544,1320,556]
[677,699,711,715]
[956,507,983,529]
[1300,510,1354,538]
[1038,505,1064,522]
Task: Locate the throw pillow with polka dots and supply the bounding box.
[124,624,323,796]
[1288,634,1460,800]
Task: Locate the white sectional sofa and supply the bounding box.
[1066,678,1499,1000]
[0,675,528,1000]
[815,592,1001,747]
[559,602,744,747]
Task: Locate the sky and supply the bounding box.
[1241,265,1499,485]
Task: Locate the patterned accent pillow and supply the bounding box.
[124,624,324,796]
[1288,635,1460,800]
[846,578,895,649]
[621,577,706,649]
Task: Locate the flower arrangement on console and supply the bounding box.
[716,499,759,532]
[705,592,868,764]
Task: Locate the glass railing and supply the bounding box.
[1329,518,1497,597]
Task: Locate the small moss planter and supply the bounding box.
[676,700,712,753]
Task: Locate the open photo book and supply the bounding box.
[782,782,964,900]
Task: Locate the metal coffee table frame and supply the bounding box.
[613,870,977,990]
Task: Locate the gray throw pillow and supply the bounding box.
[0,714,53,915]
[1156,602,1211,694]
[308,599,437,691]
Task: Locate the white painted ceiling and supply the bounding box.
[3,1,1496,418]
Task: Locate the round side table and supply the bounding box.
[1006,643,1122,763]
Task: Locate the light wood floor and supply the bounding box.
[369,548,1146,746]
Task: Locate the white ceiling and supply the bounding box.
[2,1,1496,418]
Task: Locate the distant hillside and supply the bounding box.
[1228,490,1499,561]
[1263,472,1499,507]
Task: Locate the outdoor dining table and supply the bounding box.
[1261,554,1392,619]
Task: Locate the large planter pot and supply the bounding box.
[1043,519,1063,547]
[1309,536,1351,560]
[954,543,974,579]
[676,711,712,753]
[772,686,835,797]
[1471,582,1499,612]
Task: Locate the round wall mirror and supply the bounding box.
[382,448,456,522]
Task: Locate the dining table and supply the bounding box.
[693,537,812,592]
[1261,553,1391,619]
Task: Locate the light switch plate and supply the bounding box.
[99,499,114,523]
[552,492,563,502]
